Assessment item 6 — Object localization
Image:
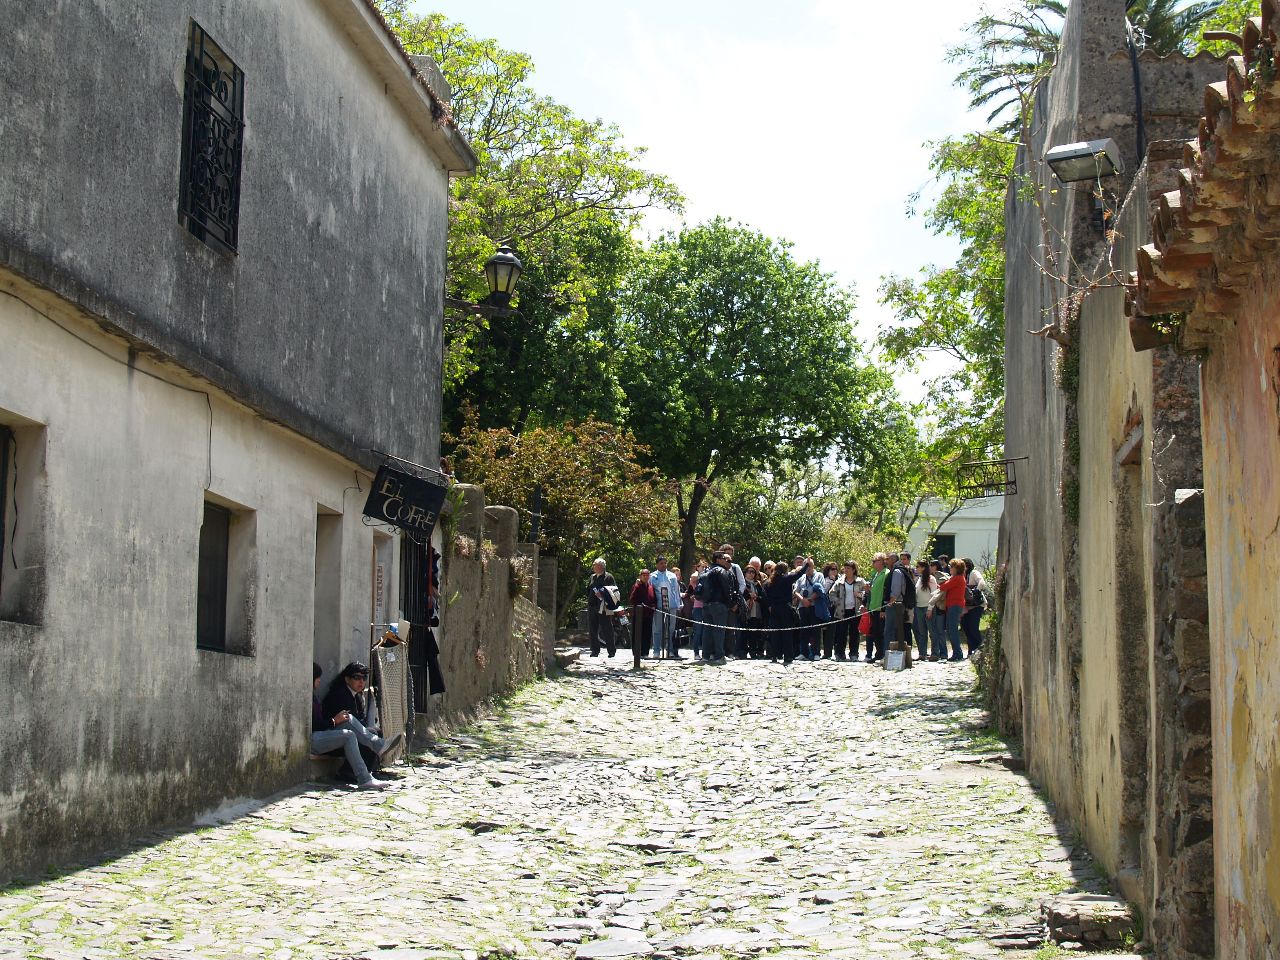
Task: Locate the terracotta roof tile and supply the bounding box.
[1128,1,1280,350]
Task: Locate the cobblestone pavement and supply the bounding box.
[0,656,1111,960]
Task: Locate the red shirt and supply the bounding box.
[940,574,968,608]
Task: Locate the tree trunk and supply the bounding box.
[679,481,710,575]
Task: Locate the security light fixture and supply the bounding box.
[483,243,523,307]
[1045,138,1124,183]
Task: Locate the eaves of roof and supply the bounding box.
[317,0,478,176]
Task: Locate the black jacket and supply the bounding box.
[321,680,370,727]
[701,564,741,607]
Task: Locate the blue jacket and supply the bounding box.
[649,570,681,611]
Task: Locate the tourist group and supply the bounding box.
[585,546,991,668]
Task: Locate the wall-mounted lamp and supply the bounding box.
[445,241,525,318]
[1045,138,1124,183]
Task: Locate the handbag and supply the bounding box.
[857,611,872,636]
[965,585,985,608]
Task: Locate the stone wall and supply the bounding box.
[998,1,1219,954]
[1123,8,1280,948]
[424,484,554,734]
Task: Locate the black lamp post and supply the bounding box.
[445,241,523,317]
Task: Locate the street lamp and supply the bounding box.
[483,243,523,307]
[445,241,524,317]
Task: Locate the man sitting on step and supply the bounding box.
[311,662,403,790]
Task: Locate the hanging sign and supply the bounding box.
[363,464,448,534]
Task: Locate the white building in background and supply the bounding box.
[905,497,1004,567]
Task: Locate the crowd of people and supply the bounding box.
[585,544,990,669]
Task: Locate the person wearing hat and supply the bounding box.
[311,663,398,790]
[320,661,404,783]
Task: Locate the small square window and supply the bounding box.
[179,21,244,254]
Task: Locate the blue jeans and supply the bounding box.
[962,607,984,654]
[703,602,728,659]
[927,609,948,659]
[913,606,930,658]
[311,717,387,785]
[652,609,677,657]
[691,607,705,655]
[945,606,964,659]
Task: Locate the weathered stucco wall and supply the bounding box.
[0,276,385,878]
[999,1,1219,953]
[1199,257,1280,957]
[0,0,466,470]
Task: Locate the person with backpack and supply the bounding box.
[793,559,830,661]
[699,550,742,665]
[881,552,916,665]
[961,557,987,656]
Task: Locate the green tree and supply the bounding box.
[445,217,632,436]
[878,134,1012,464]
[616,219,893,575]
[1195,0,1257,54]
[695,470,902,566]
[449,417,669,623]
[376,4,682,393]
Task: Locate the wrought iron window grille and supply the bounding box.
[957,457,1028,499]
[179,22,244,254]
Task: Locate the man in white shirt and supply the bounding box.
[649,556,683,659]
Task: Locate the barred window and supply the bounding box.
[179,22,244,254]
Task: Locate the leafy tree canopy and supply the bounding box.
[376,3,682,391]
[449,416,669,621]
[1195,0,1258,53]
[878,133,1011,464]
[615,218,902,572]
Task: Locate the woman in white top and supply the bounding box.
[913,560,941,661]
[826,561,865,661]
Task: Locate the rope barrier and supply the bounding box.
[605,599,958,634]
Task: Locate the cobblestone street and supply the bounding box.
[0,658,1109,960]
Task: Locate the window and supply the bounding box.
[0,426,12,606]
[0,419,46,626]
[196,497,256,655]
[929,534,956,561]
[179,21,244,253]
[196,502,230,650]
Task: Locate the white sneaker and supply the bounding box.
[358,778,390,791]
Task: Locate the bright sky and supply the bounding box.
[413,0,986,397]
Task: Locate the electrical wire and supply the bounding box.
[0,287,214,488]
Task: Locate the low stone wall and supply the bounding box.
[420,484,554,736]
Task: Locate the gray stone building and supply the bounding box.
[0,0,474,877]
[997,0,1219,956]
